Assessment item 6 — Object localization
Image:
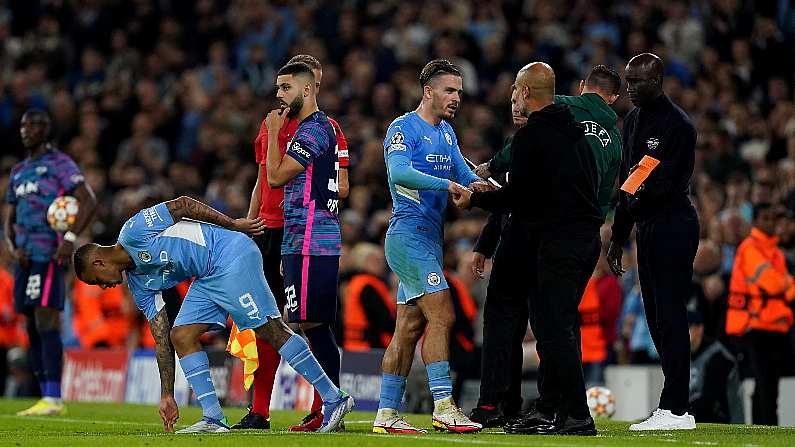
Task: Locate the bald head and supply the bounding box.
[512,62,555,116]
[625,53,664,106]
[517,62,555,101]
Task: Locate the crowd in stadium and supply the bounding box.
[0,0,793,423]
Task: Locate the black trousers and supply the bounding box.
[748,330,791,425]
[478,219,529,415]
[531,229,600,419]
[636,207,699,415]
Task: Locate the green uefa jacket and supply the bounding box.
[488,93,622,218]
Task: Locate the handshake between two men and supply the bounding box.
[448,179,494,209]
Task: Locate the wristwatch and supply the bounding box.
[63,231,77,243]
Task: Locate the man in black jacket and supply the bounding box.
[606,53,699,430]
[453,62,602,436]
[467,99,527,428]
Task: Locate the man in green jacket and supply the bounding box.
[469,65,622,429]
[475,65,622,218]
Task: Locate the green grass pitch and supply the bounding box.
[1,399,794,446]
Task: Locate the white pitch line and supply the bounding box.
[0,414,162,427]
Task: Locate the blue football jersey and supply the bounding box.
[118,202,251,320]
[383,111,479,243]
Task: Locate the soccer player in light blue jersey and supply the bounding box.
[72,196,353,434]
[373,60,488,434]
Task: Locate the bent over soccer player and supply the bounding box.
[374,59,487,434]
[73,196,353,434]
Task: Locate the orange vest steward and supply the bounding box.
[579,277,607,363]
[344,274,396,351]
[726,228,795,335]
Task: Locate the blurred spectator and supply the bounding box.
[688,310,742,424]
[0,237,27,396]
[341,243,395,351]
[71,279,132,349]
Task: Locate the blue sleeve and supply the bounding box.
[451,144,480,186]
[385,124,449,191]
[285,124,328,168]
[118,202,175,248]
[126,274,165,321]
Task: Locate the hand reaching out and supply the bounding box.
[469,181,495,192]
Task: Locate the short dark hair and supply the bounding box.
[752,202,774,221]
[288,54,321,71]
[276,62,315,81]
[73,243,98,280]
[585,65,621,95]
[22,108,51,126]
[419,59,462,87]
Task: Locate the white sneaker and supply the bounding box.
[629,409,696,431]
[373,408,427,434]
[176,417,231,434]
[432,398,482,433]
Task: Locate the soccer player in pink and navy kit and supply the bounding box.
[265,61,347,425]
[3,109,96,416]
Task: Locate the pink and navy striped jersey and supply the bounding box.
[5,148,84,262]
[282,111,341,256]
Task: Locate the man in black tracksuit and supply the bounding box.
[453,62,602,436]
[607,53,700,430]
[469,66,623,428]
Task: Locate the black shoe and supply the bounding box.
[231,411,270,430]
[470,405,505,428]
[504,408,555,434]
[535,416,596,436]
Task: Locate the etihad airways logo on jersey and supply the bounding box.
[582,121,612,148]
[14,181,39,198]
[426,153,452,171]
[426,154,451,163]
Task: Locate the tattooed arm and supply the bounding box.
[149,306,179,432]
[164,196,266,236]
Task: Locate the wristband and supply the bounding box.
[63,231,77,243]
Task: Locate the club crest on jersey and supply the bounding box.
[138,251,152,262]
[388,131,407,152]
[427,272,441,287]
[582,121,612,148]
[36,166,48,175]
[444,132,452,146]
[646,137,660,152]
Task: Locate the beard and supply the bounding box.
[286,95,304,118]
[436,99,458,119]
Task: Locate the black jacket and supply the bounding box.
[470,103,602,233]
[611,94,697,245]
